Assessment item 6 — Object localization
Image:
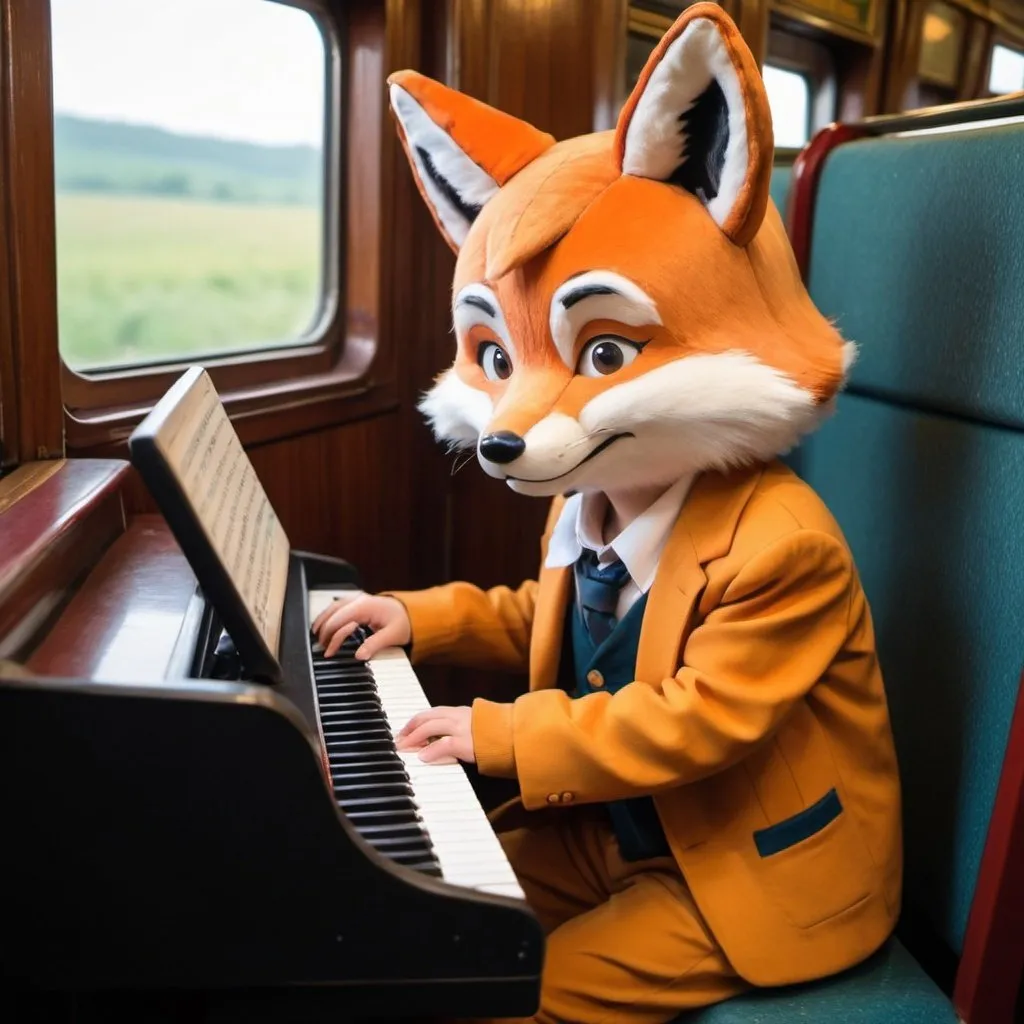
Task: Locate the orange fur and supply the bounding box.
[390,5,849,481]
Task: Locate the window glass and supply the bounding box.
[763,64,811,148]
[50,0,327,372]
[989,44,1024,95]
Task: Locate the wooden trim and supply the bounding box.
[772,0,884,48]
[954,670,1024,1024]
[0,458,65,514]
[56,0,398,452]
[0,0,64,462]
[627,7,674,41]
[960,14,996,100]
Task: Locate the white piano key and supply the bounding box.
[308,590,525,901]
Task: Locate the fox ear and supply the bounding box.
[614,4,772,246]
[387,71,556,252]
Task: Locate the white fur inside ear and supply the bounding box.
[621,18,750,232]
[417,369,493,451]
[389,83,499,248]
[579,351,818,471]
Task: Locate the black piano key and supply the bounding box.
[322,726,393,739]
[309,619,445,881]
[337,796,415,813]
[344,809,421,827]
[331,771,409,788]
[333,783,414,798]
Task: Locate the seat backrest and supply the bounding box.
[769,161,792,221]
[795,122,1024,958]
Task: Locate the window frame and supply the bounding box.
[59,0,394,450]
[766,26,838,149]
[762,62,814,149]
[985,38,1024,97]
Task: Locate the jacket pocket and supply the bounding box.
[754,787,844,857]
[752,788,875,928]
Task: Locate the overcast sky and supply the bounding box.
[50,0,325,147]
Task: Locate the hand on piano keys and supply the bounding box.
[310,589,412,660]
[308,590,525,898]
[396,705,476,765]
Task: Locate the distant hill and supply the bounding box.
[53,114,322,205]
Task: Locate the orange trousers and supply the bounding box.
[472,805,747,1024]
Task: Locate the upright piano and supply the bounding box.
[0,368,543,1021]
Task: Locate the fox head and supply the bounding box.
[388,3,853,498]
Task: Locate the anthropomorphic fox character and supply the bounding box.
[313,5,902,1021]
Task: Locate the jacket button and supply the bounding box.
[546,793,561,804]
[561,791,575,803]
[587,670,605,688]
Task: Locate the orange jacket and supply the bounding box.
[390,460,902,986]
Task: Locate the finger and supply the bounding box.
[418,735,459,765]
[323,620,361,659]
[397,707,452,739]
[396,718,455,751]
[354,622,406,661]
[317,598,371,648]
[311,592,362,634]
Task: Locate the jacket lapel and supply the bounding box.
[635,463,768,684]
[529,561,572,691]
[527,462,770,690]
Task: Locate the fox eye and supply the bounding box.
[477,341,513,381]
[576,336,643,377]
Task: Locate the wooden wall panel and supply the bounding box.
[0,0,64,465]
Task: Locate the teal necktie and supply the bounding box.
[574,549,630,646]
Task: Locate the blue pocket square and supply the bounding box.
[753,787,843,857]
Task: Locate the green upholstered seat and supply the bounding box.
[768,162,792,220]
[680,940,957,1023]
[675,121,1024,1022]
[809,125,1024,428]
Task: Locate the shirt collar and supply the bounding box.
[544,475,694,594]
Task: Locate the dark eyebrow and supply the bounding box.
[560,284,619,310]
[457,294,497,317]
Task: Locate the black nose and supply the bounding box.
[479,431,526,465]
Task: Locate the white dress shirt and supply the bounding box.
[544,476,694,619]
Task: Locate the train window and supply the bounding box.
[989,44,1024,95]
[763,65,811,148]
[50,0,327,374]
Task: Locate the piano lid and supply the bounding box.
[128,366,290,684]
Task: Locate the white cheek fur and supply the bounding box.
[417,370,493,451]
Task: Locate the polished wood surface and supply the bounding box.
[0,458,65,514]
[27,515,198,681]
[0,459,128,659]
[0,0,64,464]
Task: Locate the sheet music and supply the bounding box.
[152,369,290,657]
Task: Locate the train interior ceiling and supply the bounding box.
[1,0,1024,1022]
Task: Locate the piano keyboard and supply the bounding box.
[308,590,525,901]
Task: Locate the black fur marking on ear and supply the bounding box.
[670,78,729,204]
[416,145,483,224]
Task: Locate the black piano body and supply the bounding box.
[0,458,544,1021]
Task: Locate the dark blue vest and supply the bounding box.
[569,592,671,861]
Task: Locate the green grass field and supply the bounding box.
[55,193,322,370]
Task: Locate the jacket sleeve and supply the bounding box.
[384,498,563,673]
[470,529,856,806]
